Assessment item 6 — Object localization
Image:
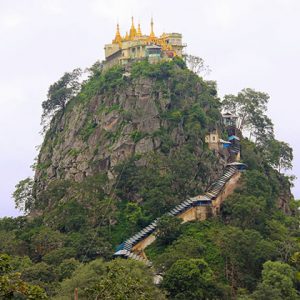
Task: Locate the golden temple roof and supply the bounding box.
[113,23,122,45]
[112,17,159,43]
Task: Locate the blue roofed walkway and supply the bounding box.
[113,161,247,265]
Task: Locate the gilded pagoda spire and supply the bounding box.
[129,16,137,40]
[124,31,129,41]
[103,17,186,70]
[150,17,155,38]
[137,23,142,37]
[113,23,122,45]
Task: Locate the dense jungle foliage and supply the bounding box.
[1,58,298,299]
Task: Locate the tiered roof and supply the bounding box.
[110,17,178,53]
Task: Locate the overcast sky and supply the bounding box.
[1,0,299,217]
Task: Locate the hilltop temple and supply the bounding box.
[103,17,186,69]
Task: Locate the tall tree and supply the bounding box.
[251,261,298,300]
[41,68,82,127]
[156,215,182,246]
[250,113,274,144]
[264,139,293,172]
[162,258,217,300]
[13,177,35,213]
[216,226,276,291]
[56,259,165,299]
[221,194,267,230]
[124,202,144,234]
[0,253,47,299]
[86,60,103,78]
[185,54,211,76]
[222,88,274,142]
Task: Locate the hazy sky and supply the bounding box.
[1,0,299,217]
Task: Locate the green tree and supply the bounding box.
[250,113,274,145]
[264,139,293,172]
[221,194,267,230]
[65,230,113,261]
[239,170,272,201]
[49,200,88,233]
[216,226,277,291]
[240,139,263,170]
[0,253,47,299]
[115,157,175,219]
[13,177,35,213]
[53,259,106,299]
[185,54,211,76]
[156,215,182,246]
[21,262,57,294]
[222,88,274,141]
[88,259,165,300]
[30,227,64,260]
[41,68,82,126]
[251,261,298,300]
[153,234,205,271]
[37,179,72,208]
[124,202,144,233]
[42,247,77,266]
[265,219,298,263]
[0,230,23,255]
[162,258,216,300]
[86,60,103,78]
[55,259,165,300]
[55,258,80,281]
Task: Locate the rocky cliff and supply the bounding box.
[34,60,225,204]
[3,59,297,300]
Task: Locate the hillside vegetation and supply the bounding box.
[1,58,299,299]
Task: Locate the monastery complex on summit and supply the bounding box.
[104,17,186,69]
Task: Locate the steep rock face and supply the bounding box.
[34,62,225,201]
[276,176,294,214]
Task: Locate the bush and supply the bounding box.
[162,258,217,300]
[156,216,182,246]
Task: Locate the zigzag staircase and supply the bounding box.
[114,161,247,265]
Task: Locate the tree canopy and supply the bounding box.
[185,54,211,76]
[2,59,298,299]
[156,215,182,245]
[13,177,35,213]
[249,261,298,300]
[264,138,294,172]
[41,68,82,128]
[162,258,217,300]
[54,259,165,300]
[0,253,47,299]
[222,88,273,141]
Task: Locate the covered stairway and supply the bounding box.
[114,162,247,265]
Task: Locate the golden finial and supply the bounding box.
[137,23,142,37]
[124,31,129,41]
[147,17,156,43]
[150,17,155,37]
[129,16,137,40]
[113,23,122,44]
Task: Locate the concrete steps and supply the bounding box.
[113,163,246,263]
